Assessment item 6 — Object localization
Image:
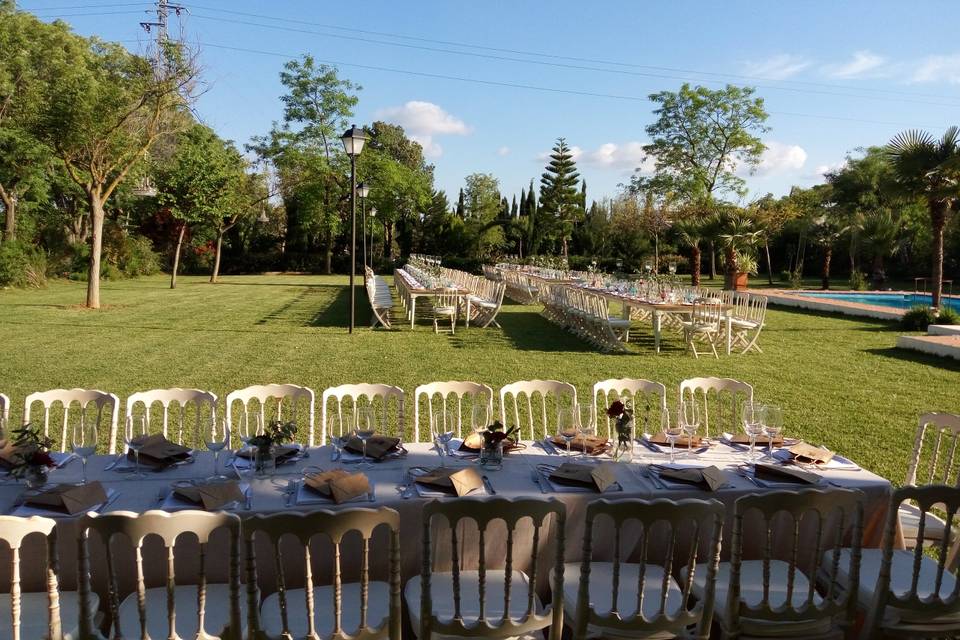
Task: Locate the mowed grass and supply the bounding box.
[1,273,958,484]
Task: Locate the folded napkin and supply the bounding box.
[23,482,108,515]
[753,463,821,485]
[549,462,617,492]
[787,442,835,465]
[550,434,610,455]
[345,435,401,461]
[647,432,703,448]
[728,432,784,446]
[173,481,245,510]
[656,465,726,491]
[459,433,521,453]
[304,469,371,504]
[414,466,483,496]
[129,434,192,469]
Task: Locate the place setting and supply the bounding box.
[282,467,375,506]
[400,464,495,499]
[156,478,251,512]
[104,416,196,476]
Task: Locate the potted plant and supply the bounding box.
[7,425,56,488]
[728,252,759,290]
[716,210,762,291]
[248,420,297,475]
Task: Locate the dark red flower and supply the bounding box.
[29,451,56,468]
[607,401,625,418]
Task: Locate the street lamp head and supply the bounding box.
[369,207,377,218]
[357,181,370,199]
[257,205,269,223]
[340,124,368,157]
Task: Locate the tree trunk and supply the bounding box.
[653,233,659,273]
[86,190,106,309]
[930,200,948,309]
[821,246,832,290]
[871,254,885,289]
[691,245,701,287]
[170,222,186,290]
[562,237,569,263]
[210,229,225,283]
[386,223,394,260]
[1,189,16,242]
[765,238,774,286]
[325,241,332,275]
[708,241,716,280]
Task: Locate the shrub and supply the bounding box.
[787,269,804,290]
[849,270,868,291]
[120,235,162,277]
[937,306,960,325]
[0,241,47,288]
[901,305,938,331]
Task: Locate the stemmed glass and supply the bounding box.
[471,403,490,432]
[124,415,148,478]
[354,407,377,469]
[431,407,455,467]
[70,419,97,484]
[205,417,229,480]
[741,400,764,461]
[556,407,578,457]
[679,399,700,455]
[329,432,348,462]
[761,405,784,458]
[577,404,597,459]
[662,410,684,463]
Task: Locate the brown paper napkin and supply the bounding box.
[415,466,483,496]
[304,470,371,504]
[788,442,835,465]
[173,481,244,510]
[345,435,401,460]
[549,462,617,492]
[129,434,192,469]
[754,463,821,485]
[657,465,726,491]
[550,434,611,455]
[730,433,784,446]
[24,482,108,515]
[648,432,704,448]
[460,433,520,453]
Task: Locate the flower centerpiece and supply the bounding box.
[248,419,297,474]
[7,424,56,487]
[478,420,517,471]
[606,401,634,462]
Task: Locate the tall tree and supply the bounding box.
[539,137,582,260]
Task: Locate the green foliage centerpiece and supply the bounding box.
[7,424,56,487]
[479,420,517,471]
[248,420,297,475]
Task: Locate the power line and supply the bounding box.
[28,2,148,9]
[32,9,149,17]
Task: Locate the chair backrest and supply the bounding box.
[243,507,402,640]
[413,381,494,441]
[905,412,960,486]
[123,388,218,451]
[224,383,316,445]
[0,392,8,433]
[320,383,406,445]
[727,488,863,635]
[592,379,667,440]
[864,484,960,637]
[79,509,242,640]
[437,287,459,309]
[573,498,724,640]
[678,377,753,438]
[23,388,120,454]
[734,292,768,324]
[691,301,723,328]
[419,497,565,640]
[0,516,61,640]
[499,380,578,441]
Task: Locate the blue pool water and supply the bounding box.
[799,291,960,312]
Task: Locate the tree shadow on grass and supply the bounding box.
[865,347,960,372]
[307,285,360,328]
[487,308,597,353]
[769,305,899,329]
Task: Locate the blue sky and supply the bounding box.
[22,0,960,204]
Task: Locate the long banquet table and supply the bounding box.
[0,441,894,622]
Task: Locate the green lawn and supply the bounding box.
[2,274,958,484]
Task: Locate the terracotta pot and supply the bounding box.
[724,272,750,291]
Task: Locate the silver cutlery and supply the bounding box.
[539,439,560,455]
[103,454,126,472]
[284,480,296,507]
[95,492,121,513]
[481,475,496,495]
[531,469,548,494]
[367,485,376,502]
[642,466,666,490]
[244,488,253,511]
[736,469,768,488]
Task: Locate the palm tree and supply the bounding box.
[807,213,848,290]
[887,127,960,308]
[673,216,706,287]
[715,208,762,289]
[859,209,902,288]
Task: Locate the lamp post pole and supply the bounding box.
[340,124,368,334]
[357,182,370,271]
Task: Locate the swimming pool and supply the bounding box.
[798,291,960,312]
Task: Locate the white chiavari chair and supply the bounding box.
[564,498,724,640]
[689,488,864,639]
[23,388,119,454]
[0,392,9,434]
[0,515,97,640]
[679,377,754,438]
[122,388,218,452]
[79,510,243,640]
[406,497,566,640]
[730,293,768,354]
[320,383,405,445]
[499,380,578,442]
[592,379,667,441]
[433,287,458,334]
[224,383,316,447]
[413,381,494,441]
[680,302,723,359]
[244,507,402,640]
[899,412,960,547]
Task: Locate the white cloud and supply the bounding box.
[748,141,808,176]
[743,54,811,80]
[373,100,470,158]
[811,160,847,179]
[496,146,511,156]
[911,54,960,84]
[536,141,653,175]
[822,50,886,79]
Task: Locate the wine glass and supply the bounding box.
[662,410,684,463]
[329,432,348,462]
[354,407,377,469]
[741,400,764,461]
[761,405,784,458]
[679,399,700,454]
[205,417,229,479]
[556,407,578,457]
[124,415,148,478]
[577,404,598,459]
[70,419,97,484]
[431,407,455,467]
[471,403,490,432]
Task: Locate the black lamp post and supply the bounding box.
[357,181,370,270]
[340,124,368,334]
[369,207,377,263]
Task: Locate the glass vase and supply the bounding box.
[24,466,49,489]
[254,445,276,477]
[479,441,503,471]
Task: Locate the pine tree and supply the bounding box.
[455,188,465,218]
[580,179,587,210]
[539,138,583,260]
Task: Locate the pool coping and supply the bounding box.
[754,289,917,320]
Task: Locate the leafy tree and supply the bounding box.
[751,193,802,284]
[539,137,582,259]
[463,172,504,257]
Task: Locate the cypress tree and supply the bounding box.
[510,194,518,217]
[539,137,583,260]
[518,188,527,217]
[455,188,465,218]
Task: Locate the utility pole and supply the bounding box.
[140,0,186,72]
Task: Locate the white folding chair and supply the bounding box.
[499,380,578,441]
[592,378,667,441]
[731,293,768,354]
[680,302,723,359]
[413,381,494,441]
[23,388,120,454]
[900,412,960,546]
[0,392,9,432]
[433,288,459,334]
[224,383,316,446]
[320,383,406,444]
[123,388,218,451]
[679,377,754,438]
